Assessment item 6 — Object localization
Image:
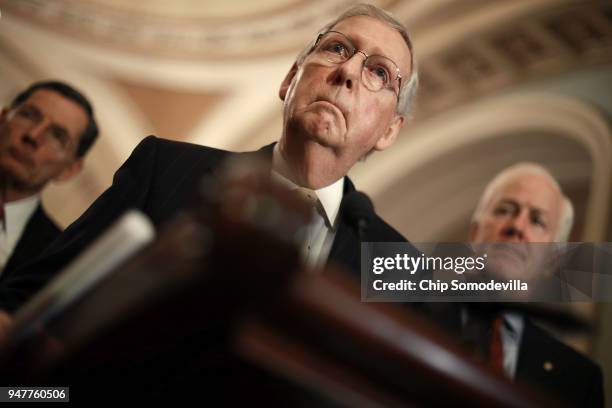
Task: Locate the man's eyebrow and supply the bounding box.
[497,198,550,215]
[496,198,519,207]
[530,207,549,216]
[19,104,42,118]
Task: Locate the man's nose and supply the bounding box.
[333,51,366,90]
[502,211,530,242]
[22,121,46,149]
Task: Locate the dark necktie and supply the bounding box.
[489,315,505,373]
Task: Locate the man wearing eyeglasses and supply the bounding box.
[0,5,417,311]
[277,12,415,191]
[0,81,98,283]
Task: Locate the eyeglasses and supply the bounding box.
[310,30,402,99]
[10,105,76,155]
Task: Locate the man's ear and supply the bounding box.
[374,114,404,151]
[53,159,83,183]
[0,108,9,124]
[279,62,299,101]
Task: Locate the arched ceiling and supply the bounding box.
[0,0,610,240]
[2,0,397,59]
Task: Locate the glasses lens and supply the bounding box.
[363,55,399,93]
[315,32,353,63]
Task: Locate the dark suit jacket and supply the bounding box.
[0,136,407,312]
[516,320,604,407]
[0,204,61,283]
[421,303,604,407]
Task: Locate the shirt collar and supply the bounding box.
[460,308,525,338]
[271,144,343,228]
[502,312,524,339]
[3,194,40,239]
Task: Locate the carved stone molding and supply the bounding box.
[413,1,612,120]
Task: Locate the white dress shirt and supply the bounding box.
[501,312,525,379]
[462,308,525,379]
[271,145,343,270]
[0,194,40,274]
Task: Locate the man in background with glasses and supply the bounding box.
[0,5,417,312]
[0,81,98,282]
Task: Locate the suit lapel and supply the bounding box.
[1,205,60,282]
[327,178,360,277]
[515,320,558,388]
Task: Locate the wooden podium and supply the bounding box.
[0,168,558,406]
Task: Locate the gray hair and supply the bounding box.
[471,162,574,242]
[295,3,418,117]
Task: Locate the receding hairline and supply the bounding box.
[475,167,560,215]
[471,163,575,241]
[292,3,419,117]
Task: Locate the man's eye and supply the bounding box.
[493,206,512,216]
[17,108,36,118]
[373,66,389,82]
[49,127,68,146]
[326,42,347,55]
[531,215,547,229]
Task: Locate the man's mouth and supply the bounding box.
[8,146,33,167]
[312,98,346,121]
[487,242,529,264]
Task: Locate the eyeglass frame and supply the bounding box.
[7,104,79,156]
[308,30,403,101]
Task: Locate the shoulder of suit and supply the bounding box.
[24,204,60,234]
[138,135,232,156]
[341,176,407,243]
[370,213,408,243]
[16,204,62,248]
[132,135,234,168]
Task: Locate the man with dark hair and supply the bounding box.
[0,4,417,310]
[0,80,99,281]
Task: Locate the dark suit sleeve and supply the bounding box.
[0,136,162,312]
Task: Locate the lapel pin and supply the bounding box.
[543,361,554,372]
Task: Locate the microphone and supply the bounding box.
[342,191,374,241]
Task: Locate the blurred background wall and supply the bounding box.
[1,0,611,402]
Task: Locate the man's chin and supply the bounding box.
[300,108,345,138]
[304,123,345,149]
[0,164,36,191]
[485,257,532,282]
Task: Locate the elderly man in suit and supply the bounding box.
[0,4,418,311]
[467,163,604,407]
[0,81,98,282]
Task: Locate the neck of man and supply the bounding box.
[278,131,348,190]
